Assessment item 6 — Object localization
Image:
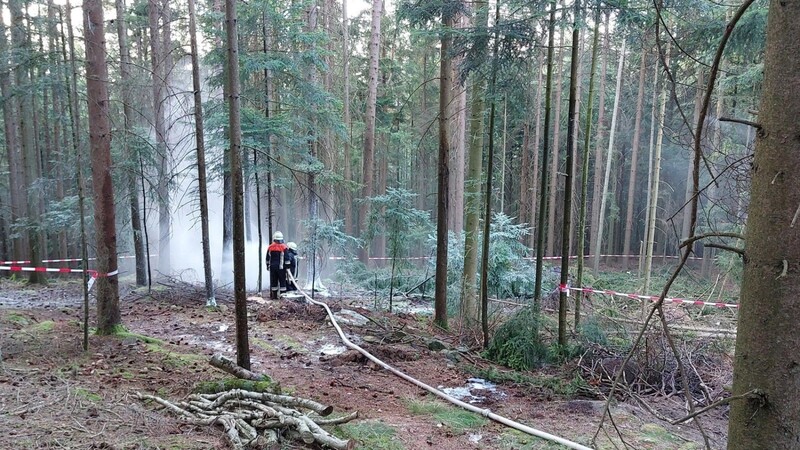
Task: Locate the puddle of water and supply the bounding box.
[438,378,506,404]
[469,433,483,443]
[216,324,229,333]
[318,343,347,356]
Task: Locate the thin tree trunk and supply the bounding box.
[48,0,68,262]
[534,2,557,305]
[435,7,453,329]
[448,8,466,233]
[225,0,250,370]
[559,0,580,346]
[529,55,544,248]
[10,0,45,283]
[589,14,610,266]
[643,44,670,294]
[149,0,170,276]
[546,33,565,256]
[116,0,147,286]
[358,0,382,263]
[623,47,648,268]
[84,0,121,333]
[575,12,600,327]
[341,0,353,236]
[188,0,215,306]
[592,38,626,275]
[460,0,487,338]
[682,68,704,242]
[0,1,24,261]
[480,0,501,347]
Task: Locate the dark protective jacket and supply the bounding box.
[284,248,297,271]
[267,242,288,270]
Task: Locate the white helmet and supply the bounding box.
[272,231,284,242]
[287,242,297,251]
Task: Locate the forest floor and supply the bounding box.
[0,277,730,449]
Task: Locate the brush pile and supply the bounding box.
[137,354,357,449]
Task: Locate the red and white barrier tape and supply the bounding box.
[569,286,739,309]
[1,255,144,265]
[0,265,119,291]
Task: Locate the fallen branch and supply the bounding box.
[210,353,270,381]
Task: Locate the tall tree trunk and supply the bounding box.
[623,47,648,268]
[434,6,453,329]
[589,14,610,266]
[479,0,501,347]
[149,0,170,276]
[0,3,24,261]
[460,0,488,337]
[358,0,382,263]
[559,0,580,346]
[682,68,704,242]
[529,54,544,248]
[188,0,215,306]
[48,0,68,262]
[10,0,45,283]
[546,33,565,256]
[341,0,353,236]
[448,8,466,233]
[728,3,800,445]
[592,38,626,275]
[533,1,557,305]
[225,0,250,370]
[643,44,670,294]
[575,12,600,327]
[84,0,120,333]
[116,0,147,286]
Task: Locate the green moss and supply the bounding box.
[251,337,279,354]
[335,421,404,450]
[95,324,129,336]
[193,377,280,395]
[116,331,164,345]
[143,343,206,367]
[275,335,308,353]
[405,399,487,432]
[497,429,574,449]
[640,423,682,445]
[6,313,29,326]
[32,320,55,332]
[75,387,102,402]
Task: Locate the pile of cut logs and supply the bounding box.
[137,354,356,449]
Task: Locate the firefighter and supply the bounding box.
[266,231,288,299]
[284,242,299,291]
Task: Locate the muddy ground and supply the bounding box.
[0,278,729,449]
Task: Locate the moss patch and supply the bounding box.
[335,420,404,450]
[194,377,280,395]
[405,399,487,432]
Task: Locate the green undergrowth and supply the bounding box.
[497,429,575,449]
[405,399,487,432]
[466,365,591,398]
[114,330,163,345]
[335,421,405,450]
[194,377,280,395]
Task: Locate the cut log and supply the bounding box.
[210,353,271,382]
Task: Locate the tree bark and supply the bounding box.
[358,0,382,263]
[116,0,147,286]
[341,0,353,237]
[188,0,215,306]
[592,38,626,276]
[533,2,557,305]
[623,47,648,268]
[84,0,121,332]
[460,0,488,337]
[546,33,565,256]
[225,0,250,369]
[728,2,800,445]
[434,5,453,329]
[589,14,610,267]
[148,0,171,276]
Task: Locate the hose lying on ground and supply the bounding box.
[286,272,594,450]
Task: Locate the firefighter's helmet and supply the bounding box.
[272,231,284,242]
[287,242,297,251]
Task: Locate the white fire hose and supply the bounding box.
[286,273,593,450]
